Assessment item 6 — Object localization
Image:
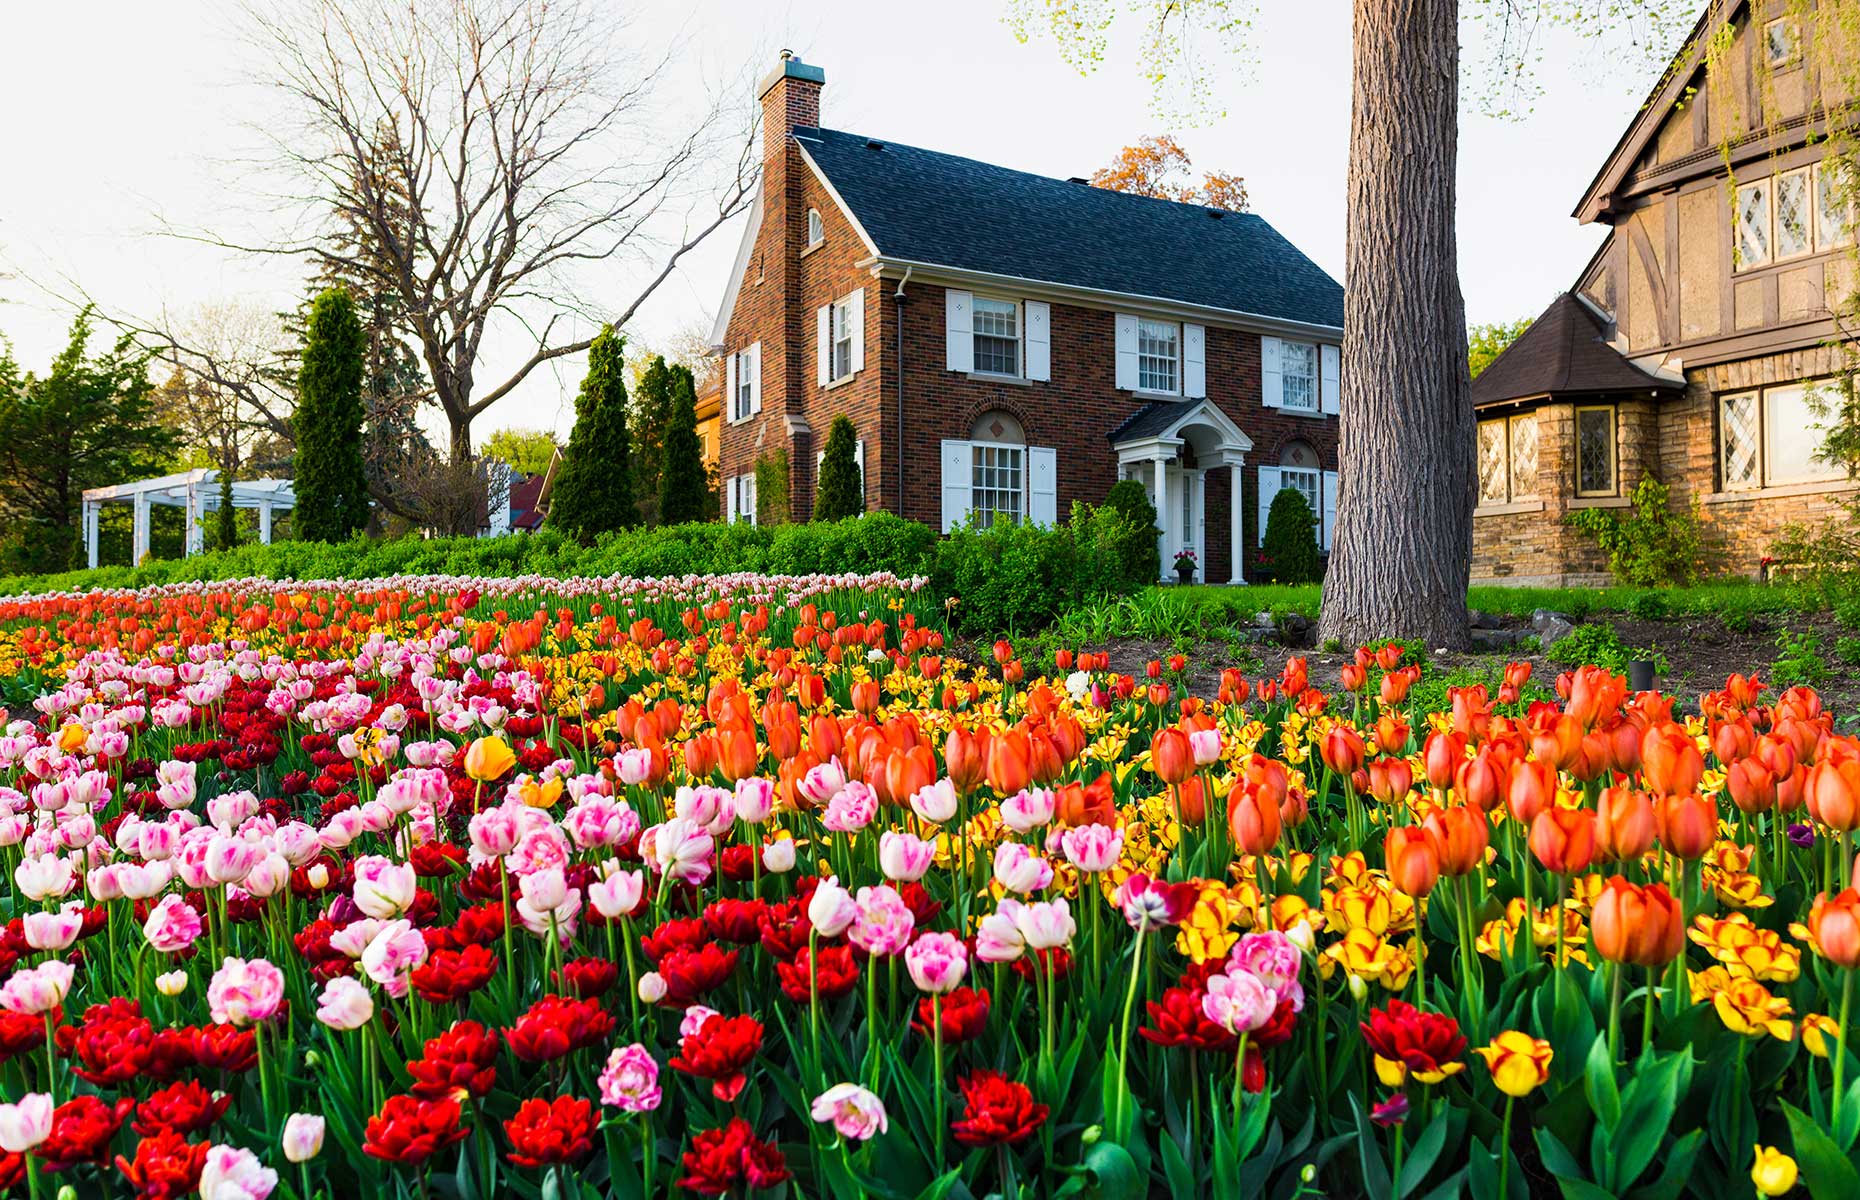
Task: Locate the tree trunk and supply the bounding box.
[1319,0,1475,650]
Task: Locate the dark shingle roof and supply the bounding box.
[800,128,1344,330]
[1470,293,1681,406]
[1107,401,1188,444]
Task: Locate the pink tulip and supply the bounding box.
[199,1143,279,1200]
[1201,966,1277,1034]
[599,1043,663,1112]
[822,781,878,832]
[878,831,937,882]
[316,977,375,1031]
[1189,728,1223,766]
[207,956,286,1026]
[282,1113,326,1163]
[23,902,84,951]
[142,894,204,954]
[991,842,1053,894]
[1060,823,1124,874]
[799,760,848,806]
[0,1092,52,1153]
[352,855,418,919]
[905,931,969,995]
[0,959,74,1015]
[733,777,777,824]
[909,778,960,823]
[807,876,858,938]
[848,885,916,957]
[1001,787,1057,833]
[588,868,644,920]
[811,1083,889,1141]
[642,817,714,886]
[1227,931,1306,1012]
[360,920,429,997]
[1014,898,1076,950]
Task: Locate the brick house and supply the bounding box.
[708,54,1344,584]
[1471,0,1858,585]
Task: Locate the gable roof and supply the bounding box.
[1573,0,1739,224]
[798,127,1344,331]
[1470,293,1682,406]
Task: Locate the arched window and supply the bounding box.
[969,411,1026,526]
[1279,440,1320,516]
[806,208,824,247]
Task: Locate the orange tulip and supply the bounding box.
[1424,731,1465,790]
[1150,727,1196,786]
[1055,772,1117,828]
[1321,726,1366,778]
[1655,793,1716,860]
[1529,808,1597,875]
[1808,890,1860,969]
[885,745,937,808]
[682,732,718,779]
[1725,758,1776,815]
[1640,723,1704,799]
[1228,785,1282,856]
[1595,786,1656,862]
[1366,759,1414,806]
[1807,757,1860,833]
[1456,748,1504,813]
[1423,804,1489,877]
[945,724,986,795]
[1591,877,1684,967]
[1507,760,1557,826]
[1174,775,1209,825]
[1384,825,1442,897]
[987,727,1033,795]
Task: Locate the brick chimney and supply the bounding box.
[754,52,825,520]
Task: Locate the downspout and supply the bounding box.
[893,266,912,515]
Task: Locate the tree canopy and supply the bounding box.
[1467,317,1534,379]
[1091,135,1248,210]
[548,326,636,540]
[292,288,371,542]
[482,428,562,476]
[657,363,708,527]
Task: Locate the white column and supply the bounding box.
[259,501,274,544]
[84,500,99,569]
[1228,461,1246,585]
[132,494,150,565]
[1153,456,1169,582]
[184,484,203,557]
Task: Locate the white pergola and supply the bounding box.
[81,469,297,568]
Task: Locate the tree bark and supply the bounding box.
[1319,0,1475,650]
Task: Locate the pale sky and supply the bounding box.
[0,0,1697,442]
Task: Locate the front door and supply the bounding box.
[1164,466,1205,582]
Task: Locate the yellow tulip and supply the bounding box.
[1474,1030,1554,1098]
[57,722,87,752]
[464,735,517,783]
[1711,978,1795,1040]
[1750,1145,1798,1197]
[517,776,564,809]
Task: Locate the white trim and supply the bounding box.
[707,187,763,349]
[862,257,1342,341]
[796,144,884,257]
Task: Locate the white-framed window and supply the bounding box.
[728,473,758,525]
[806,208,824,247]
[1281,467,1320,518]
[1137,319,1179,393]
[1736,179,1772,269]
[1281,340,1318,412]
[1722,379,1847,491]
[972,297,1020,376]
[1765,17,1798,67]
[1575,405,1617,497]
[830,295,855,382]
[732,348,755,421]
[1816,161,1857,250]
[1476,413,1539,505]
[971,443,1024,526]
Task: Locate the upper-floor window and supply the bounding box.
[1137,318,1179,393]
[733,348,754,421]
[973,297,1020,376]
[806,208,824,247]
[830,295,855,382]
[1575,405,1616,497]
[1764,18,1798,68]
[1477,413,1539,505]
[1738,163,1855,270]
[1281,340,1319,412]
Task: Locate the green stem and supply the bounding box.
[1496,1094,1515,1200]
[1836,967,1855,1134]
[932,995,946,1165]
[1113,932,1147,1135]
[1607,961,1624,1067]
[809,929,824,1089]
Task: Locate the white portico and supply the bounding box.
[1110,398,1252,585]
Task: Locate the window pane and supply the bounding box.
[1720,392,1759,490]
[1282,341,1318,411]
[1283,468,1320,516]
[807,209,823,244]
[970,444,1023,526]
[1818,163,1855,249]
[832,299,853,380]
[1138,319,1178,393]
[1766,18,1797,66]
[1477,421,1509,503]
[1577,408,1615,494]
[1509,416,1538,498]
[1737,183,1771,268]
[1777,170,1810,258]
[1762,382,1842,486]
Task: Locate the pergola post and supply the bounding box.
[132,494,150,565]
[259,500,274,544]
[184,480,204,557]
[84,499,99,569]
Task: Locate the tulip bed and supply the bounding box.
[0,571,1854,1199]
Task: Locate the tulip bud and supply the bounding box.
[1383,826,1442,897]
[282,1113,326,1163]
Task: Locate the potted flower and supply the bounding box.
[1172,549,1197,585]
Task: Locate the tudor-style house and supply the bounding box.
[1471,0,1858,585]
[709,54,1344,584]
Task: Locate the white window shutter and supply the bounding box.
[945,290,974,372]
[941,440,973,533]
[850,288,865,374]
[1261,336,1283,409]
[1183,323,1207,398]
[1320,344,1340,416]
[1028,446,1057,525]
[749,343,763,413]
[816,306,831,386]
[1025,301,1051,381]
[726,476,738,522]
[1256,466,1281,547]
[1321,470,1339,551]
[1114,313,1139,391]
[725,352,739,421]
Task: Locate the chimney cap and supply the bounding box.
[758,53,825,100]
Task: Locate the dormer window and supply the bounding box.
[806,208,824,248]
